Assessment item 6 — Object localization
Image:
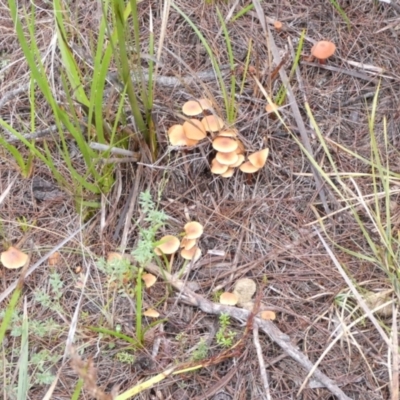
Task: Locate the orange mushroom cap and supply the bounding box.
[260,310,276,320]
[180,246,202,261]
[155,235,180,255]
[142,273,157,288]
[230,154,245,168]
[248,148,269,169]
[215,151,239,166]
[274,20,283,32]
[311,40,336,61]
[1,247,28,269]
[212,137,238,153]
[201,115,224,132]
[211,158,229,175]
[220,168,235,178]
[239,161,260,174]
[184,221,204,239]
[182,119,207,140]
[181,237,197,251]
[182,98,212,116]
[220,292,238,306]
[168,124,198,146]
[143,308,160,318]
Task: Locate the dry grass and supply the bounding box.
[1,0,400,399]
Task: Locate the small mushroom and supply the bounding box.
[155,235,180,255]
[201,115,224,132]
[220,168,235,178]
[212,136,238,153]
[182,119,207,141]
[310,40,336,64]
[230,154,245,168]
[181,237,197,251]
[143,308,160,318]
[239,161,260,174]
[274,20,283,32]
[219,292,238,306]
[215,151,239,166]
[219,129,238,138]
[182,98,212,116]
[142,273,157,288]
[236,140,245,155]
[180,246,202,262]
[211,158,229,175]
[248,148,269,169]
[184,221,203,239]
[168,124,198,146]
[259,310,276,320]
[1,247,28,269]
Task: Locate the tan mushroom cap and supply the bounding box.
[231,154,245,168]
[219,292,238,306]
[248,148,269,169]
[182,98,212,116]
[239,161,260,173]
[235,140,245,155]
[212,136,238,153]
[311,40,336,60]
[180,246,202,262]
[1,247,28,269]
[184,221,204,239]
[107,252,123,263]
[216,151,239,166]
[181,237,197,251]
[219,129,238,138]
[168,124,198,146]
[183,119,207,140]
[274,20,283,32]
[260,310,276,320]
[143,308,160,318]
[142,273,157,288]
[221,168,235,178]
[201,115,224,132]
[155,235,180,255]
[211,158,229,175]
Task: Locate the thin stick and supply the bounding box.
[253,322,272,400]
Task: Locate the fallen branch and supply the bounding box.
[143,261,352,400]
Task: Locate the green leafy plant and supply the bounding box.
[216,313,236,348]
[192,338,209,361]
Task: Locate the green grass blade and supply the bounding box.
[53,0,89,107]
[17,300,29,400]
[112,0,147,135]
[88,326,142,348]
[70,378,84,400]
[216,7,237,122]
[172,4,229,121]
[0,274,24,345]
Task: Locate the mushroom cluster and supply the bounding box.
[168,99,269,178]
[154,221,204,263]
[211,132,269,177]
[167,99,214,146]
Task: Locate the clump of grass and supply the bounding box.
[1,0,157,211]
